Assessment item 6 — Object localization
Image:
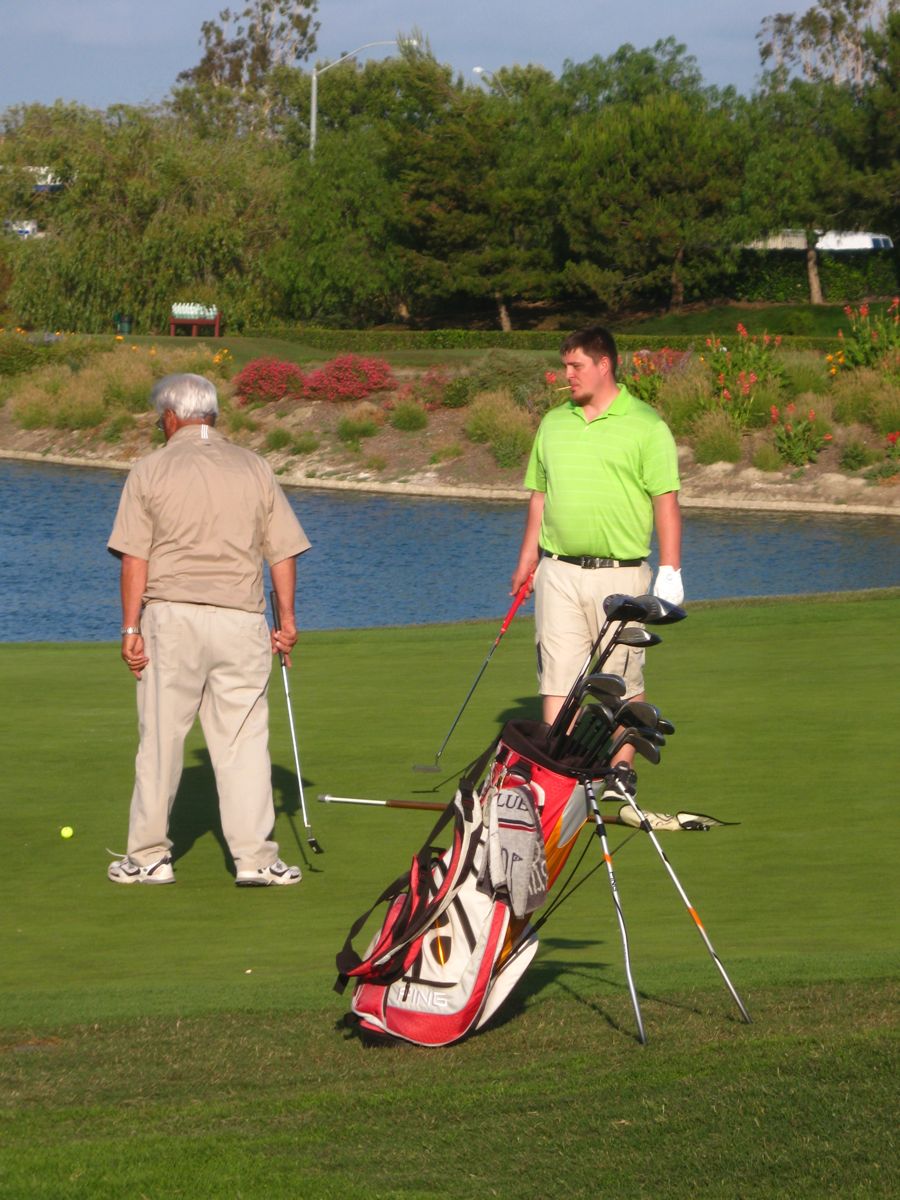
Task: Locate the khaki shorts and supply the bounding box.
[534,556,653,699]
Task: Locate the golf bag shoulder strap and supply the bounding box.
[335,792,480,994]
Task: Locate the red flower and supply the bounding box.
[545,370,557,385]
[859,304,869,318]
[736,322,748,338]
[887,432,900,445]
[770,405,780,424]
[823,433,833,441]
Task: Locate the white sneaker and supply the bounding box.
[235,858,302,887]
[108,853,175,885]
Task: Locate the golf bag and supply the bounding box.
[336,722,591,1046]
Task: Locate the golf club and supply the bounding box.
[606,727,663,765]
[270,591,323,855]
[612,786,752,1024]
[318,792,651,828]
[414,573,533,773]
[582,775,646,1043]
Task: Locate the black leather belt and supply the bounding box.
[541,551,645,569]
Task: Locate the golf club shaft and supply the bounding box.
[319,794,445,812]
[420,574,533,767]
[583,777,646,1044]
[618,792,751,1023]
[270,590,322,851]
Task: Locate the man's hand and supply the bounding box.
[271,620,297,668]
[510,562,537,599]
[121,633,149,680]
[653,565,684,606]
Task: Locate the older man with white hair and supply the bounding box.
[106,373,311,886]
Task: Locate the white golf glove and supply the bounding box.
[653,565,684,606]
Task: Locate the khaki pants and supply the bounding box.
[534,557,653,698]
[126,602,279,872]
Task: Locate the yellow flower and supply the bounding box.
[115,334,124,342]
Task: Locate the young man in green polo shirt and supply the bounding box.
[510,324,683,794]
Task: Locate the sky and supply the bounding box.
[0,0,803,113]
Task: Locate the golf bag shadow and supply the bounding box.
[336,721,593,1047]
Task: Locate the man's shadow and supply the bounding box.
[169,749,316,873]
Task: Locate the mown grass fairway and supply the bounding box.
[1,593,898,1198]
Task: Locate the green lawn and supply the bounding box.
[1,592,898,1197]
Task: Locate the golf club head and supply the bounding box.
[630,594,687,626]
[603,593,658,623]
[616,700,664,731]
[609,727,663,764]
[581,672,627,699]
[624,731,662,764]
[614,627,662,649]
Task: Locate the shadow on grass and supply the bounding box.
[168,749,320,874]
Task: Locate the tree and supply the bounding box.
[559,92,748,312]
[1,104,291,331]
[758,0,896,89]
[172,1,319,135]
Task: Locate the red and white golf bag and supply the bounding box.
[335,721,590,1046]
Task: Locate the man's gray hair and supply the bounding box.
[150,373,219,421]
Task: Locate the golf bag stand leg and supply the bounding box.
[582,776,647,1045]
[617,791,751,1024]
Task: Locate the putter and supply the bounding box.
[414,573,533,772]
[270,591,323,855]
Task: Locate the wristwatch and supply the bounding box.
[120,626,141,636]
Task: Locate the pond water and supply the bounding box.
[1,459,898,642]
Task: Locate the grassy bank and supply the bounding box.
[1,592,898,1197]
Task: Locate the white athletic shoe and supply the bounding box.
[107,853,175,885]
[235,858,302,887]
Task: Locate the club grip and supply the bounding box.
[270,590,281,632]
[499,572,534,635]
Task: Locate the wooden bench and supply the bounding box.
[169,313,221,338]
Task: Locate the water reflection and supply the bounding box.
[0,459,897,642]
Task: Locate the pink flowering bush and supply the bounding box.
[302,354,395,403]
[234,358,305,406]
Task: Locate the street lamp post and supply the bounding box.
[472,66,510,99]
[310,39,413,159]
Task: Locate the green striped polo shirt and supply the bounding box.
[523,386,680,559]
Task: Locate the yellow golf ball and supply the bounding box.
[60,826,74,839]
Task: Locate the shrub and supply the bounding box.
[692,411,742,464]
[389,401,428,432]
[0,333,41,376]
[264,427,292,451]
[227,410,259,433]
[430,443,463,463]
[698,324,787,430]
[868,387,900,436]
[751,442,783,472]
[625,347,691,408]
[53,399,107,430]
[102,379,149,413]
[102,412,136,443]
[234,358,305,406]
[655,360,710,435]
[830,368,880,425]
[464,390,535,467]
[441,376,475,409]
[290,432,319,455]
[769,402,833,466]
[839,440,878,471]
[303,354,394,403]
[831,299,900,374]
[782,351,830,397]
[337,416,379,447]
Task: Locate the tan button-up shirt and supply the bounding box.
[108,425,310,613]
